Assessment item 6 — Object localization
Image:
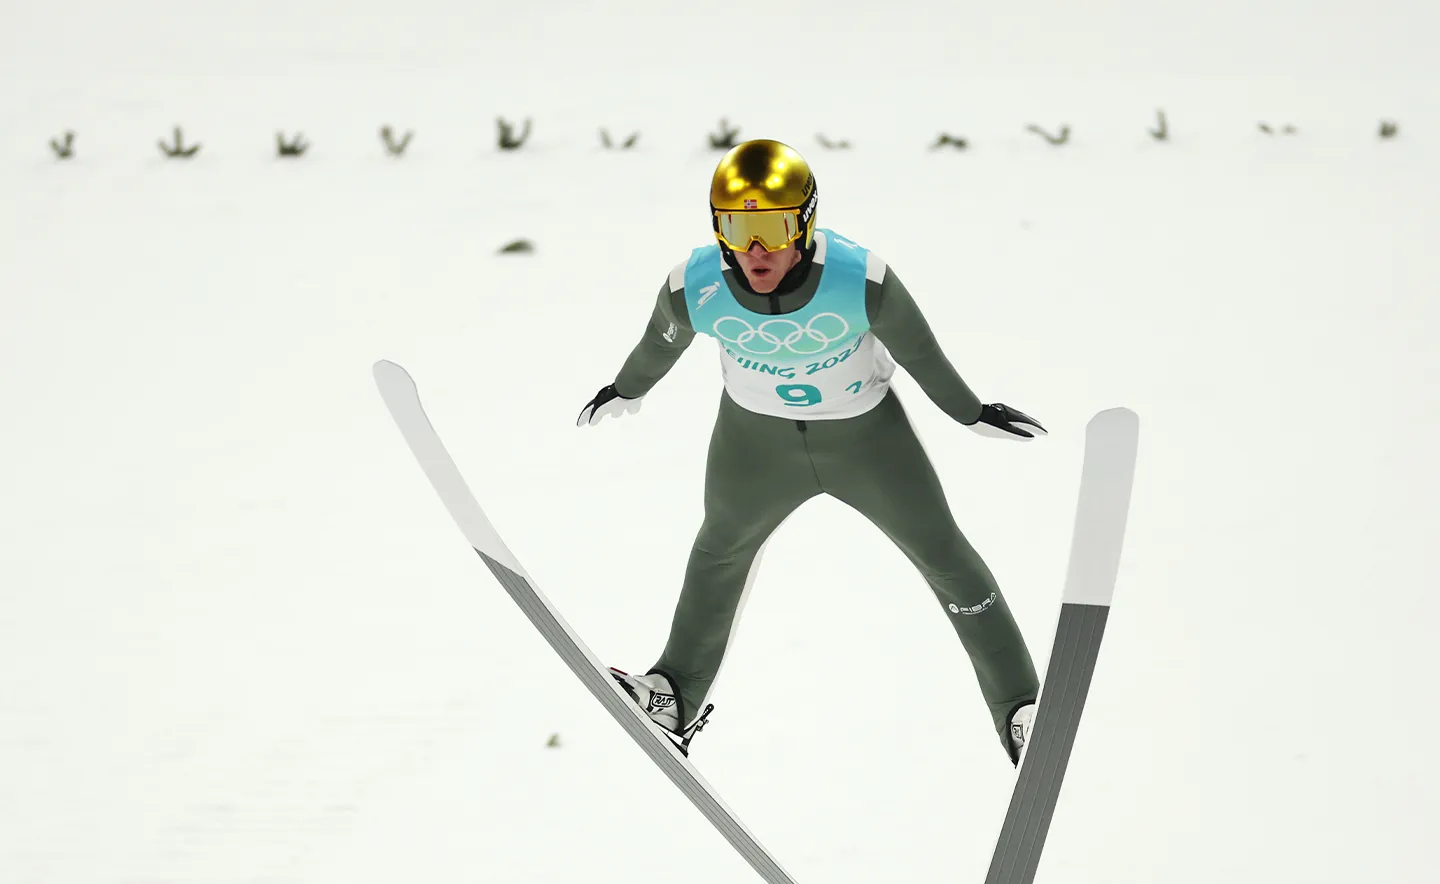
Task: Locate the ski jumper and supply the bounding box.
[612,231,1039,746]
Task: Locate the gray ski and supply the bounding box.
[372,360,798,884]
[985,407,1140,884]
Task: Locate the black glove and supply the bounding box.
[965,403,1047,440]
[576,384,643,427]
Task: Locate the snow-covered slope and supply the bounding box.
[2,2,1437,882]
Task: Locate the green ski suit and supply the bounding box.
[609,242,1039,749]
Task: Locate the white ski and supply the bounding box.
[371,360,799,884]
[984,407,1141,883]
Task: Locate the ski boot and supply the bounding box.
[1005,701,1037,767]
[609,667,713,757]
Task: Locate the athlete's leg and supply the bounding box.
[652,393,822,723]
[808,391,1039,740]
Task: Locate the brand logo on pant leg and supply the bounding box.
[950,593,997,616]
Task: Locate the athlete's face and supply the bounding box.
[731,241,802,294]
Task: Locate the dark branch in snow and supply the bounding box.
[159,126,200,159]
[498,117,532,150]
[600,128,640,149]
[50,131,76,159]
[276,132,309,157]
[1149,110,1169,141]
[380,126,414,156]
[1026,123,1071,145]
[708,118,741,150]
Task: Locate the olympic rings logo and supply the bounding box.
[711,314,852,355]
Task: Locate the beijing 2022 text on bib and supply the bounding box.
[683,230,896,420]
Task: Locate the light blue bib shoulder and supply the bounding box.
[679,229,891,418]
[682,229,871,366]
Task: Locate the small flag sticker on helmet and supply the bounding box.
[744,199,757,209]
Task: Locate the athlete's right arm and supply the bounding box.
[577,279,696,426]
[612,281,696,398]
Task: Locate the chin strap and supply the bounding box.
[720,241,817,299]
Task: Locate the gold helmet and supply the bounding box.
[710,139,818,253]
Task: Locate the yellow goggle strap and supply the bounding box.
[714,209,803,252]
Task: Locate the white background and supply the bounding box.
[3,1,1437,881]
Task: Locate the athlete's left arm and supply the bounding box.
[866,266,985,424]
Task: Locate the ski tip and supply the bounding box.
[1088,407,1139,431]
[373,359,414,388]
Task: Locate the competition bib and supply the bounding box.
[683,230,895,420]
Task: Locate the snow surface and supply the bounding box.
[2,1,1438,882]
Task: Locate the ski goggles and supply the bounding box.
[713,208,804,252]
